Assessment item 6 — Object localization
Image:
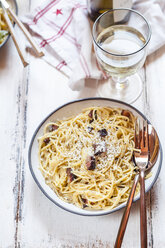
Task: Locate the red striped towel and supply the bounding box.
[22,0,165,90]
[22,0,104,90]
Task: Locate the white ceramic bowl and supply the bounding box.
[28,98,162,216]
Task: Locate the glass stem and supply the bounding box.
[112,76,128,90]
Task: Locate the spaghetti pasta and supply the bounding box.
[38,107,140,210]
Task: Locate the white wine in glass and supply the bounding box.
[93,9,151,103]
[96,25,146,78]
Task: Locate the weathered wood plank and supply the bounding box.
[5,0,32,247]
[144,47,165,248]
[0,59,16,246]
[0,32,27,248]
[0,0,165,247]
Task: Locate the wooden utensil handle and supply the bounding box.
[2,6,28,67]
[140,170,147,248]
[8,8,44,57]
[114,174,139,248]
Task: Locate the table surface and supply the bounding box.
[0,1,165,247]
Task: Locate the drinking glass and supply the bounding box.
[92,8,151,103]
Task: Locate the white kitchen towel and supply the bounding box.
[22,0,165,90]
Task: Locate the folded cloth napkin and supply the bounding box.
[22,0,165,90]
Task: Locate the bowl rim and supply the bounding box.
[28,97,163,216]
[0,0,18,49]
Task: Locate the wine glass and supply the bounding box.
[92,8,151,103]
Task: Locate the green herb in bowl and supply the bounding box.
[0,30,9,44]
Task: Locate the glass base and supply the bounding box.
[98,74,143,104]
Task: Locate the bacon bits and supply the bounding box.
[48,124,59,132]
[43,138,50,145]
[94,110,97,120]
[81,197,88,204]
[98,128,108,137]
[88,109,97,123]
[88,110,93,118]
[93,142,107,156]
[66,168,77,182]
[81,197,88,208]
[121,110,131,118]
[88,110,94,123]
[86,156,96,170]
[87,126,94,133]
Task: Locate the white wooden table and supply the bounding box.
[0,1,165,247]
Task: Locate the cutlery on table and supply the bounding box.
[134,120,149,248]
[0,0,44,67]
[115,121,159,248]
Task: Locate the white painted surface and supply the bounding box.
[0,0,164,247]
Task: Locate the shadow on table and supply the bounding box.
[77,78,99,99]
[146,44,165,66]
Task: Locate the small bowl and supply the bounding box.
[0,0,18,49]
[28,98,162,216]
